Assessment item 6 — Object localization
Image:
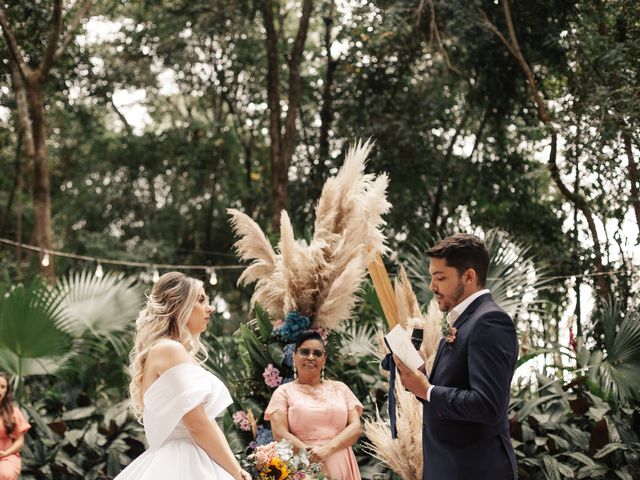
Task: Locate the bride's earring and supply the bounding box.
[293,363,297,379]
[321,366,325,380]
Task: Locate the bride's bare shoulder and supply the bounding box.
[147,339,193,375]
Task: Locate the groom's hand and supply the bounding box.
[394,355,430,400]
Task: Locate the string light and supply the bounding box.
[152,268,160,283]
[209,268,218,286]
[0,238,244,271]
[95,262,104,278]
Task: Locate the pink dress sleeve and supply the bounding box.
[338,382,363,416]
[12,407,31,437]
[264,385,289,420]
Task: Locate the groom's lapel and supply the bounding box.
[452,293,492,331]
[430,338,446,377]
[429,293,493,378]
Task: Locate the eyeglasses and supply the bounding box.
[296,348,325,358]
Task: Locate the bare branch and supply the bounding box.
[39,0,64,78]
[427,0,463,76]
[282,0,312,152]
[0,2,32,79]
[54,0,94,62]
[479,3,550,124]
[547,133,610,296]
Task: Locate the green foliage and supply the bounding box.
[21,399,145,480]
[509,374,640,479]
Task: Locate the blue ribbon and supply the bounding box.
[380,353,397,439]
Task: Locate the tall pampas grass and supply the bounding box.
[364,388,424,479]
[365,267,444,479]
[228,140,390,328]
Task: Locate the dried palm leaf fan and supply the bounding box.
[228,140,391,329]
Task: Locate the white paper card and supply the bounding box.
[384,324,425,371]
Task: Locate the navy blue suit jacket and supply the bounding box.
[422,293,518,480]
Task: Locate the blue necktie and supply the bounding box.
[380,353,397,439]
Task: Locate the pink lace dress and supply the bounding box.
[265,380,363,480]
[0,407,31,480]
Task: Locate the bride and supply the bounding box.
[114,272,251,480]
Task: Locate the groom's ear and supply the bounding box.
[463,268,477,286]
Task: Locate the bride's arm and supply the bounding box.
[183,406,250,480]
[269,410,308,453]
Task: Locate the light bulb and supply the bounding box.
[209,268,218,286]
[152,268,160,283]
[95,263,104,278]
[41,252,50,267]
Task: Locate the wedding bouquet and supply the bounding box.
[243,439,329,480]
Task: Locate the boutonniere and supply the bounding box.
[441,316,457,349]
[445,327,457,345]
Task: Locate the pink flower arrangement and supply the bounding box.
[232,411,252,432]
[263,363,283,388]
[253,441,278,469]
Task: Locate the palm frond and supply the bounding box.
[402,229,550,319]
[0,280,72,360]
[0,349,71,377]
[55,270,143,343]
[339,320,378,357]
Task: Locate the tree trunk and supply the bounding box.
[623,133,640,241]
[263,0,283,231]
[263,0,313,231]
[318,1,337,169]
[1,0,94,281]
[26,76,55,280]
[1,130,22,234]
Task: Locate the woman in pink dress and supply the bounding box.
[266,331,362,480]
[0,372,31,480]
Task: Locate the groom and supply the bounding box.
[395,233,518,479]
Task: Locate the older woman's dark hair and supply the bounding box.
[294,330,325,350]
[426,233,490,286]
[0,372,15,435]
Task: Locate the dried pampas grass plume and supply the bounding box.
[228,139,390,328]
[364,388,424,479]
[365,271,444,479]
[422,299,444,372]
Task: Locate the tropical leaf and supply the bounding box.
[0,280,72,360]
[586,300,640,404]
[0,349,71,378]
[402,229,551,319]
[55,270,143,342]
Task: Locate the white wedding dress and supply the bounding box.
[114,362,235,480]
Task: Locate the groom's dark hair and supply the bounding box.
[426,233,490,286]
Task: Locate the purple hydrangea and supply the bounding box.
[283,343,296,367]
[255,425,274,446]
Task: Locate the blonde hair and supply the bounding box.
[128,271,207,419]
